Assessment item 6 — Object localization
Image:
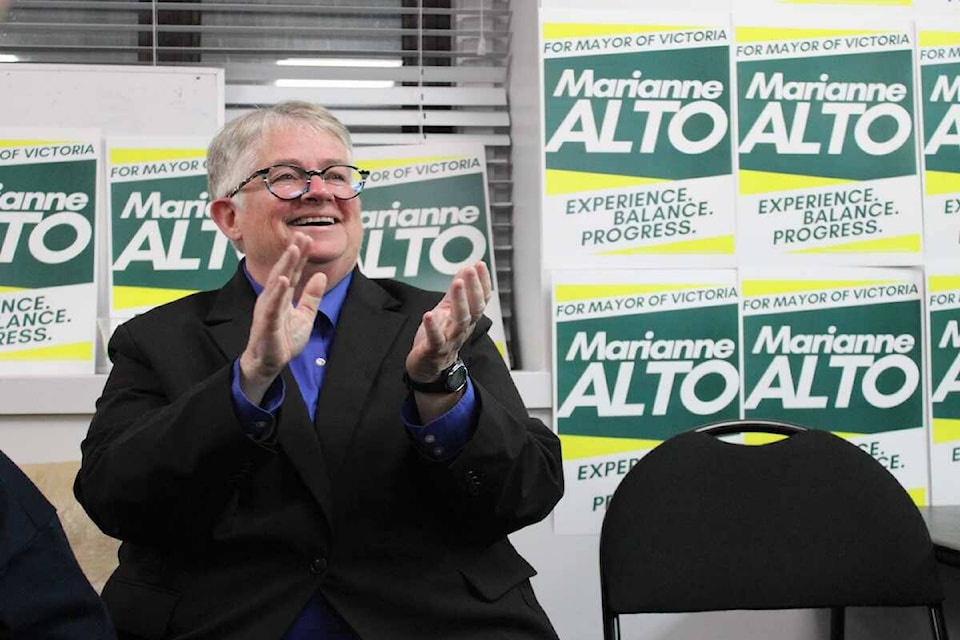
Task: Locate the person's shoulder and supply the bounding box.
[0,450,55,545]
[120,287,222,330]
[0,449,41,499]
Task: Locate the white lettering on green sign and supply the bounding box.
[741,72,911,155]
[933,320,960,402]
[0,183,91,264]
[924,75,960,155]
[545,69,727,154]
[557,330,739,417]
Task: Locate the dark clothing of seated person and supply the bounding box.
[0,450,115,639]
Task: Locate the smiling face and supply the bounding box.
[211,124,363,291]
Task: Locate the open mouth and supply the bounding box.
[290,216,336,227]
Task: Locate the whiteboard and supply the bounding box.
[0,63,223,135]
[0,63,224,373]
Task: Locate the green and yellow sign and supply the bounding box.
[927,265,960,505]
[356,144,510,364]
[0,130,99,374]
[917,23,960,259]
[107,137,238,321]
[741,266,927,503]
[552,269,740,533]
[735,18,922,263]
[540,9,736,268]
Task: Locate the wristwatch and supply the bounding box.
[403,359,468,394]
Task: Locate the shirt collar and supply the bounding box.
[241,258,353,327]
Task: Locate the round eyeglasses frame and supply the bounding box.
[227,163,370,201]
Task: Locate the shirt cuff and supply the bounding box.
[231,359,284,441]
[402,378,478,461]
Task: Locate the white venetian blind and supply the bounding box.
[0,0,520,364]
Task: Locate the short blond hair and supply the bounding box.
[207,101,353,199]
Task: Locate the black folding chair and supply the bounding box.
[599,419,949,640]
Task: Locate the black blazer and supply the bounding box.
[75,267,563,640]
[0,450,115,639]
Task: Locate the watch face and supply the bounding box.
[446,361,468,391]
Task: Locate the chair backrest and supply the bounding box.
[599,420,942,616]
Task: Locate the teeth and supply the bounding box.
[291,216,335,227]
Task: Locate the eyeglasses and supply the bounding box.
[227,163,370,200]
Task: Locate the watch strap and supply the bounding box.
[403,359,467,394]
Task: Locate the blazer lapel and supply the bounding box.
[313,270,406,477]
[204,266,335,523]
[204,267,254,363]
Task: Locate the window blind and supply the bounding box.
[0,0,520,365]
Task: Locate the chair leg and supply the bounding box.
[602,612,619,640]
[830,606,845,640]
[929,604,950,640]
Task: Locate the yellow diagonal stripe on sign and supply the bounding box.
[0,139,69,147]
[0,286,28,294]
[925,170,960,196]
[595,235,735,256]
[110,148,206,164]
[790,234,920,254]
[356,155,465,171]
[743,432,787,445]
[113,286,198,310]
[907,487,927,507]
[556,283,701,303]
[742,279,892,296]
[739,169,852,195]
[559,434,662,460]
[735,27,883,43]
[545,169,665,196]
[929,276,960,293]
[832,429,870,438]
[919,31,960,47]
[932,418,960,444]
[543,23,692,40]
[0,341,92,361]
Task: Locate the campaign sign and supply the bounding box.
[541,9,736,268]
[356,144,510,364]
[553,268,740,533]
[0,129,100,374]
[926,263,960,505]
[741,265,928,503]
[735,17,923,264]
[916,20,960,259]
[107,137,238,322]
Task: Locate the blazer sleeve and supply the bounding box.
[74,321,275,546]
[418,317,564,543]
